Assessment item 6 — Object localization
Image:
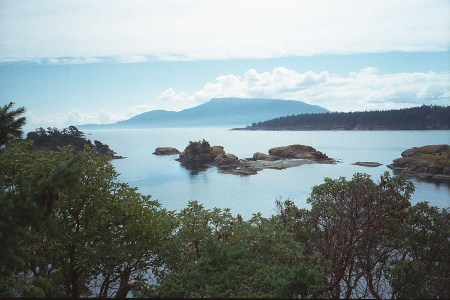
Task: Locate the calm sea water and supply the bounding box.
[86,128,450,219]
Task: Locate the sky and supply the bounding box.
[0,0,449,131]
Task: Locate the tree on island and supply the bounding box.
[26,125,119,158]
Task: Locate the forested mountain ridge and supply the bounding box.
[237,105,450,130]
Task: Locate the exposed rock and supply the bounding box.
[268,144,335,162]
[269,145,314,158]
[211,146,226,156]
[352,162,383,167]
[387,144,450,181]
[214,153,239,167]
[219,159,262,176]
[400,149,416,157]
[252,152,279,161]
[169,140,336,176]
[94,142,125,159]
[247,159,315,170]
[153,147,180,155]
[177,140,218,167]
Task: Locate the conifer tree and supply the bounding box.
[0,102,26,146]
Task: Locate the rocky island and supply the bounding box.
[352,162,383,167]
[153,147,180,155]
[172,139,336,176]
[387,145,450,181]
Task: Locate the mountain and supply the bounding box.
[79,98,328,129]
[236,105,450,131]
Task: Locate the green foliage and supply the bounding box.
[389,202,450,298]
[26,126,117,158]
[276,173,448,299]
[247,105,450,130]
[0,102,26,146]
[26,126,91,151]
[141,201,324,298]
[0,142,80,297]
[0,143,175,297]
[187,139,211,155]
[304,173,414,298]
[2,107,448,298]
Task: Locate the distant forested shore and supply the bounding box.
[236,105,450,130]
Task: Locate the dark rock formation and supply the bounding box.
[387,145,450,181]
[268,144,334,162]
[153,147,180,155]
[171,140,336,176]
[177,140,219,167]
[219,159,262,175]
[352,162,383,167]
[252,152,278,161]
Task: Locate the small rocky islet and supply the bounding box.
[352,162,383,167]
[154,140,337,176]
[387,144,450,181]
[153,147,180,155]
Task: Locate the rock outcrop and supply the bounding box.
[171,140,336,176]
[252,152,278,161]
[177,141,224,167]
[153,147,180,155]
[387,145,450,181]
[267,145,334,163]
[352,162,382,167]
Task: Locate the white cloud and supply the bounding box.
[25,105,155,130]
[22,67,448,130]
[155,67,450,112]
[0,0,449,62]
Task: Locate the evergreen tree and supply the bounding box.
[0,102,26,146]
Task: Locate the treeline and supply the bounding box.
[25,125,120,159]
[243,105,450,130]
[1,103,449,298]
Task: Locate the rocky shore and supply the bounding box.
[171,140,336,176]
[387,145,450,181]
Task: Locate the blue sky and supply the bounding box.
[0,0,449,131]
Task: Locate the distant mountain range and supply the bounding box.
[78,98,328,129]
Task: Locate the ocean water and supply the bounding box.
[86,128,450,219]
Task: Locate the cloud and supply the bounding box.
[25,104,155,130]
[0,0,449,62]
[22,66,448,131]
[155,67,450,112]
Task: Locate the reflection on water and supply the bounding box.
[87,128,450,219]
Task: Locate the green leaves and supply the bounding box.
[0,102,26,146]
[2,130,447,298]
[389,202,450,298]
[146,201,323,298]
[0,143,175,297]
